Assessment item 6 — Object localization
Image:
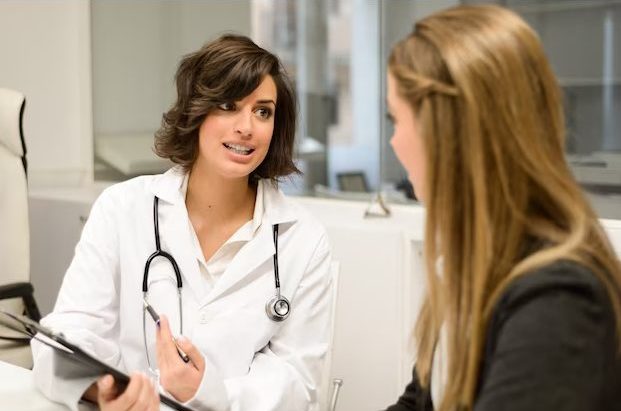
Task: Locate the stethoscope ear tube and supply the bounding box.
[143,197,183,293]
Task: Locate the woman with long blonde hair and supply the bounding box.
[384,4,621,411]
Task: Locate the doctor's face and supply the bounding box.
[387,72,427,203]
[196,75,277,180]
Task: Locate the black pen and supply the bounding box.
[143,298,191,363]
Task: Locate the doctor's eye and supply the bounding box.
[218,102,236,111]
[255,107,273,120]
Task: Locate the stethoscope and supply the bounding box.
[142,196,290,369]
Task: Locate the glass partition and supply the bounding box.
[91,0,371,197]
[91,0,621,218]
[502,0,621,218]
[91,0,253,180]
[379,0,621,217]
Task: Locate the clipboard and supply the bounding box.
[0,309,197,411]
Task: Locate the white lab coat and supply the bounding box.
[31,167,333,411]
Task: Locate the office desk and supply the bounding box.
[0,360,185,410]
[0,360,69,410]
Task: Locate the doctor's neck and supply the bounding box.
[185,166,256,221]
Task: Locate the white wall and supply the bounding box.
[0,1,251,186]
[0,0,92,187]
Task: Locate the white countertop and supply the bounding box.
[0,360,69,410]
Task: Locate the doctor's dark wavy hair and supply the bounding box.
[154,34,299,181]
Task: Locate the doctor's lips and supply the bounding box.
[223,142,255,155]
[143,298,191,363]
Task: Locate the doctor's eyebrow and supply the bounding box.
[255,99,276,106]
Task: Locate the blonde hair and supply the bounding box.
[389,4,621,411]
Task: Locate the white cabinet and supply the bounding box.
[295,197,427,409]
[28,185,108,315]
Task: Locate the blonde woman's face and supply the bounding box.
[387,72,427,203]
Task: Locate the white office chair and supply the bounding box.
[319,261,343,411]
[0,87,41,369]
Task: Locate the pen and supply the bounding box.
[143,298,191,363]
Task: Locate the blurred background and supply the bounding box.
[1,2,620,409]
[1,0,619,215]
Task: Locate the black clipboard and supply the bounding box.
[0,309,197,411]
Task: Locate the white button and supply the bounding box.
[200,312,209,324]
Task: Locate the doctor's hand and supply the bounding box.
[156,315,205,403]
[92,372,160,411]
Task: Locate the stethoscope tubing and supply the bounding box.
[142,194,291,370]
[142,195,289,330]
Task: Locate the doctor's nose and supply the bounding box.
[234,113,253,138]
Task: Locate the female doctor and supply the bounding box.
[32,34,333,411]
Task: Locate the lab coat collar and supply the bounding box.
[205,182,299,304]
[149,166,299,226]
[149,166,186,206]
[148,166,300,305]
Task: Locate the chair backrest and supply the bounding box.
[0,88,33,368]
[0,88,29,284]
[319,261,341,411]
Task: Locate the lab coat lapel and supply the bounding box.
[203,181,298,305]
[204,223,275,304]
[149,168,206,302]
[161,201,206,302]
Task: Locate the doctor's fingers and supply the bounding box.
[99,372,143,410]
[156,320,204,373]
[176,336,205,371]
[155,315,178,368]
[100,372,156,411]
[97,375,118,403]
[116,373,159,411]
[129,377,160,411]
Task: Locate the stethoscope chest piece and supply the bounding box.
[265,294,290,322]
[266,223,289,322]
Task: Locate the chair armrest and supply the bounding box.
[0,282,41,322]
[0,282,33,300]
